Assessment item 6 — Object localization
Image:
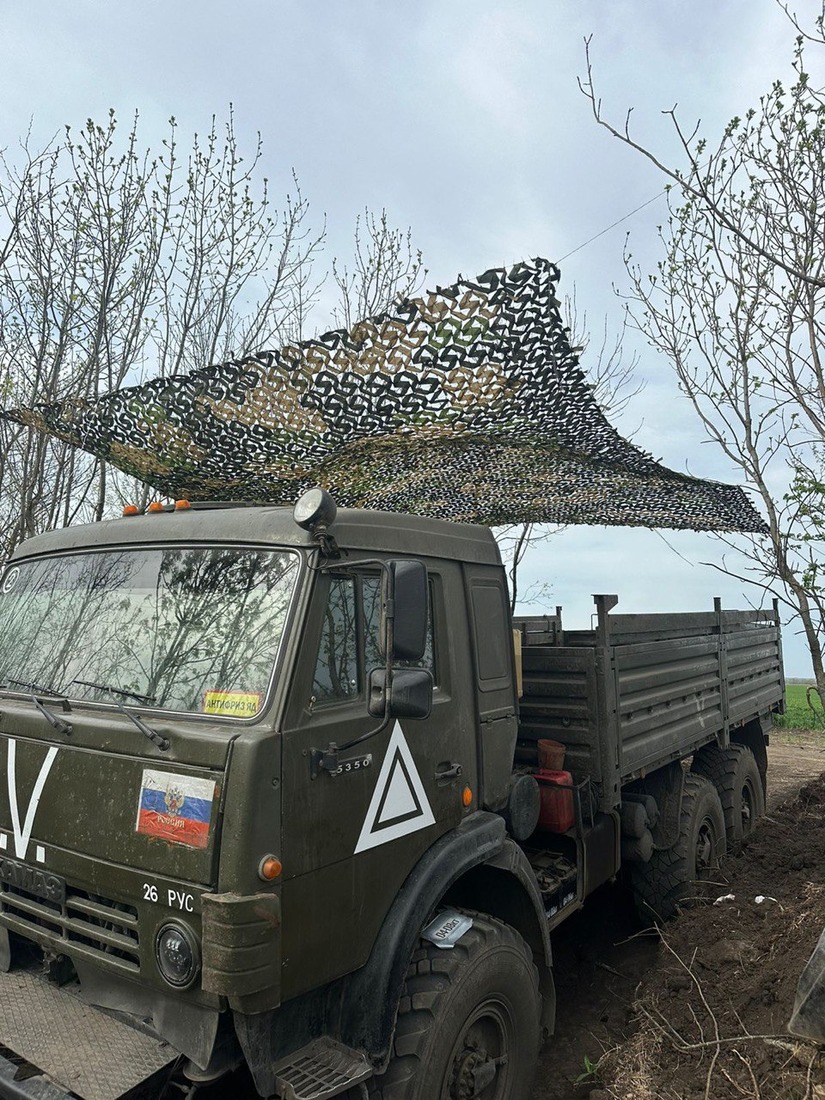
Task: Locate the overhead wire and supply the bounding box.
[558,79,825,265]
[558,187,670,263]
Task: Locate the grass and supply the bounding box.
[774,726,825,748]
[574,1055,602,1086]
[775,682,825,731]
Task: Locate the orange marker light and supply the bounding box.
[147,501,164,513]
[122,504,139,517]
[258,855,283,882]
[175,499,191,511]
[462,786,473,808]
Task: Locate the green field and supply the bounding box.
[775,682,825,730]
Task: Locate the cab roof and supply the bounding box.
[11,504,502,567]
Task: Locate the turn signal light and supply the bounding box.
[462,786,473,808]
[147,501,164,513]
[258,855,283,882]
[122,504,139,517]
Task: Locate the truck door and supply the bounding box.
[278,562,478,996]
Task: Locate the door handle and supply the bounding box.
[435,762,463,782]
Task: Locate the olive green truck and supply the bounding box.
[0,491,784,1100]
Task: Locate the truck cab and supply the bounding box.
[0,496,550,1099]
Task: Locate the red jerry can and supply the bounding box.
[536,769,575,833]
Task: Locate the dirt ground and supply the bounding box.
[532,730,825,1100]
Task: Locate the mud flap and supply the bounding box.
[789,925,825,1041]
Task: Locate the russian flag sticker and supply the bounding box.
[136,769,216,849]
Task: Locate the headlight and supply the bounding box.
[155,922,200,989]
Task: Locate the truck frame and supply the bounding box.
[0,491,784,1100]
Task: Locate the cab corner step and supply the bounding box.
[272,1037,372,1100]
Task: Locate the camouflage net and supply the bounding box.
[7,257,765,531]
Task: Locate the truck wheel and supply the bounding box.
[691,743,765,853]
[368,912,541,1100]
[630,772,726,922]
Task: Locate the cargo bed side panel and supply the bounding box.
[725,626,784,725]
[615,637,725,778]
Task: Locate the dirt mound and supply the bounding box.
[600,776,825,1099]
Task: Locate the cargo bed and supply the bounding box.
[515,596,785,812]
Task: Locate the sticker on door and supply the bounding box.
[354,722,435,853]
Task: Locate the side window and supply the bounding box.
[362,575,436,679]
[362,577,383,676]
[470,582,511,690]
[312,572,437,708]
[312,577,358,705]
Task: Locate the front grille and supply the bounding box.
[0,881,140,972]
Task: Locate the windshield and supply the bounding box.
[0,546,299,718]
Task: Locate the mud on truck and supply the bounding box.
[0,488,784,1100]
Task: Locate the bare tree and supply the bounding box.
[581,9,825,692]
[566,291,643,422]
[331,208,425,329]
[579,21,825,291]
[149,111,324,377]
[0,111,437,557]
[0,109,324,553]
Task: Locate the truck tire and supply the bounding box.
[691,743,765,853]
[630,772,726,923]
[367,912,541,1100]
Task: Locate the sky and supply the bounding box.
[0,0,816,673]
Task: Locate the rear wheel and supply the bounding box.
[691,742,765,853]
[630,772,726,922]
[368,913,541,1100]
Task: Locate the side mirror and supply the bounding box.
[382,559,428,662]
[368,668,433,720]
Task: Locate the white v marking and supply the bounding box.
[7,739,59,860]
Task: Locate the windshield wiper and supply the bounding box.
[6,678,70,704]
[5,678,72,737]
[68,679,169,752]
[70,679,156,706]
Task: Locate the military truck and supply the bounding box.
[0,489,784,1100]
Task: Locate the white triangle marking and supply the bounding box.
[355,722,436,853]
[377,757,419,823]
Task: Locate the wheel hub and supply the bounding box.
[741,785,754,833]
[696,820,714,872]
[453,1047,497,1099]
[450,1022,508,1100]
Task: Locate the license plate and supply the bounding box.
[0,855,65,905]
